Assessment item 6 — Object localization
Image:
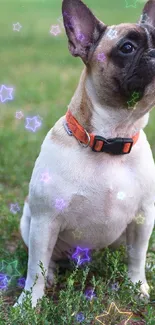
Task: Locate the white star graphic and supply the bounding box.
[140,13,151,25]
[25,116,42,133]
[0,85,14,103]
[50,25,61,36]
[15,111,24,119]
[106,28,117,40]
[126,244,135,257]
[40,172,52,183]
[117,191,126,200]
[13,22,22,32]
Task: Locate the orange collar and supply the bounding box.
[64,109,139,155]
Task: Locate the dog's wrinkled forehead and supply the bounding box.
[90,22,150,67]
[102,23,146,49]
[92,22,151,62]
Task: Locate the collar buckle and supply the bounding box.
[92,136,133,155]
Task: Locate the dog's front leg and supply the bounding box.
[126,203,155,298]
[15,216,60,307]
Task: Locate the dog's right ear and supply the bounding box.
[62,0,106,64]
[139,0,155,26]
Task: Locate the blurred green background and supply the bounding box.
[0,0,155,247]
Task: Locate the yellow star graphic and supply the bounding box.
[95,302,133,325]
[72,229,83,239]
[134,214,145,225]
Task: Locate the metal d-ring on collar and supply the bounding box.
[63,121,73,136]
[63,120,90,148]
[78,129,90,148]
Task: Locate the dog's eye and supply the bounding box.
[120,42,135,54]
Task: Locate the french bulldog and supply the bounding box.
[15,0,155,307]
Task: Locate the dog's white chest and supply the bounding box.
[57,158,139,250]
[32,130,145,256]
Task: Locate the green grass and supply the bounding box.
[0,0,155,324]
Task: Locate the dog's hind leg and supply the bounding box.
[20,197,31,248]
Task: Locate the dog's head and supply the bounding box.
[62,0,155,111]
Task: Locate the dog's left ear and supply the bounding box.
[139,0,155,26]
[62,0,106,64]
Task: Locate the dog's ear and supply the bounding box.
[139,0,155,26]
[62,0,106,63]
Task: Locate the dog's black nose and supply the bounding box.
[148,49,155,57]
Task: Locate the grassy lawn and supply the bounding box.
[0,0,155,323]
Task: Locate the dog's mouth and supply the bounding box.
[147,49,155,58]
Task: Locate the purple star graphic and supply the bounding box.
[13,22,22,32]
[97,52,106,62]
[77,33,85,42]
[55,198,66,211]
[10,203,20,214]
[85,288,96,300]
[50,25,61,36]
[25,116,42,133]
[72,247,91,266]
[76,312,85,323]
[17,277,25,288]
[63,11,75,29]
[0,273,10,291]
[15,111,24,119]
[0,85,14,103]
[40,172,52,183]
[111,282,120,291]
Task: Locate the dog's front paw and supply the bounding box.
[128,271,150,299]
[140,282,150,299]
[13,286,45,308]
